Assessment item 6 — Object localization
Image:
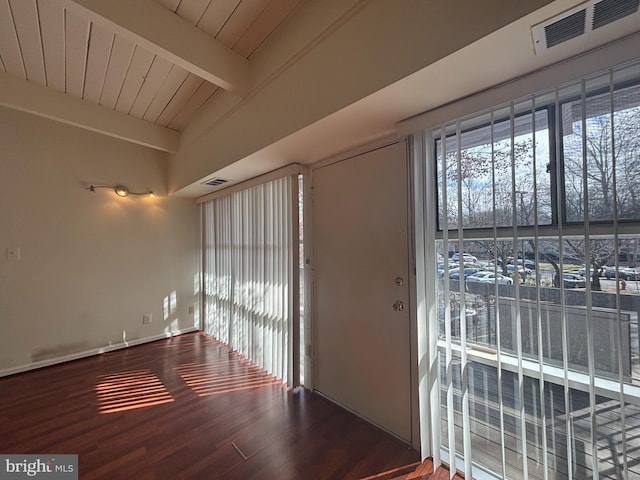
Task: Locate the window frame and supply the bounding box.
[558,77,640,226]
[434,76,640,238]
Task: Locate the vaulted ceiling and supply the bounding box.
[0,0,300,130]
[1,0,639,198]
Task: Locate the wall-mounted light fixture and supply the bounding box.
[86,184,154,198]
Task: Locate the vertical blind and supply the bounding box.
[418,59,640,479]
[202,175,299,386]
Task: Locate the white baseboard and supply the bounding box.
[0,327,199,377]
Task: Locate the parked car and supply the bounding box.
[437,263,458,278]
[448,267,483,280]
[601,265,616,278]
[466,271,513,285]
[578,266,594,277]
[491,257,536,269]
[605,267,639,281]
[475,262,492,269]
[506,265,532,278]
[555,272,586,288]
[451,252,477,263]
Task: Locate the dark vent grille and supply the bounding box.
[203,178,230,187]
[545,9,587,48]
[593,0,639,29]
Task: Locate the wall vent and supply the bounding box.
[532,0,640,54]
[203,177,230,187]
[593,0,639,29]
[544,9,587,48]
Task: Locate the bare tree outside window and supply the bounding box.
[437,111,551,231]
[563,85,640,222]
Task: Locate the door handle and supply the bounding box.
[393,301,405,312]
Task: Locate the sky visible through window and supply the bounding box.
[437,110,551,230]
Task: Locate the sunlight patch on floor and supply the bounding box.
[175,359,281,396]
[95,369,174,414]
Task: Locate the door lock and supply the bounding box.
[392,301,405,312]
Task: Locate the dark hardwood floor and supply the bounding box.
[0,332,425,479]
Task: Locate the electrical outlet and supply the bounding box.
[143,313,152,324]
[188,305,194,314]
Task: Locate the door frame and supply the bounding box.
[303,136,420,450]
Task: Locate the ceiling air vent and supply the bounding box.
[544,9,586,48]
[532,0,640,54]
[203,177,230,187]
[593,0,639,29]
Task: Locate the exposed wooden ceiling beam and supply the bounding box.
[0,73,179,153]
[61,0,250,96]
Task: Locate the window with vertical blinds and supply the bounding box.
[202,175,299,386]
[421,59,640,479]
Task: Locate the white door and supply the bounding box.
[312,142,412,442]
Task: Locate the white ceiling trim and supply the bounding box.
[0,73,179,153]
[60,0,251,96]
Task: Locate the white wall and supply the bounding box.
[0,107,200,375]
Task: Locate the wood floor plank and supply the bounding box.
[406,459,434,479]
[0,332,420,479]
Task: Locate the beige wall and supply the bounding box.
[0,107,200,375]
[171,0,553,192]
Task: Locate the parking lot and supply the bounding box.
[526,267,640,293]
[439,258,640,294]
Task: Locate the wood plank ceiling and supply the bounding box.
[0,0,302,132]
